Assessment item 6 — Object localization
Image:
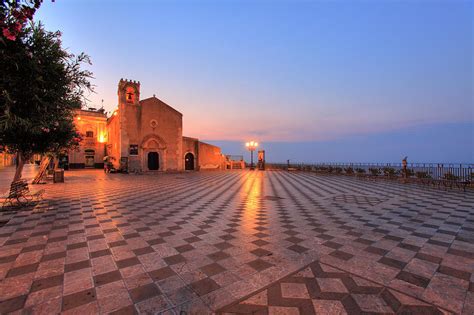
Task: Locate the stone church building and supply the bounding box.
[68,79,227,171]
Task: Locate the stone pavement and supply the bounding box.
[0,169,472,314]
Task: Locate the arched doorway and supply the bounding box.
[147,152,159,170]
[185,153,194,170]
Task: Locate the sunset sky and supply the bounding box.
[36,0,472,162]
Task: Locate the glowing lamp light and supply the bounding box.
[113,111,118,116]
[76,116,81,120]
[98,133,106,143]
[246,141,258,151]
[245,140,258,170]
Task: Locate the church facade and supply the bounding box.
[68,79,227,172]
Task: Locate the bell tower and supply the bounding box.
[118,78,140,106]
[117,79,141,170]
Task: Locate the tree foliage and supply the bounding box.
[1,0,43,41]
[1,22,92,159]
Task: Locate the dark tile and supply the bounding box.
[149,266,176,281]
[0,295,27,313]
[158,231,174,238]
[87,234,105,241]
[285,236,304,243]
[396,271,430,288]
[252,239,269,247]
[62,288,96,311]
[90,248,111,258]
[4,238,28,245]
[147,238,165,246]
[207,251,230,262]
[109,240,127,247]
[94,270,122,286]
[330,250,354,261]
[174,244,194,253]
[415,253,442,264]
[65,260,91,273]
[447,248,474,259]
[250,248,272,257]
[133,247,154,256]
[355,238,375,245]
[438,265,470,281]
[123,233,140,239]
[31,274,63,292]
[247,259,273,272]
[21,244,46,253]
[214,242,233,250]
[398,243,421,252]
[67,242,88,250]
[323,241,343,249]
[190,278,220,296]
[288,244,309,253]
[163,254,186,265]
[184,236,201,243]
[109,304,138,315]
[7,263,39,277]
[378,257,407,270]
[365,246,389,256]
[129,283,161,303]
[116,257,141,269]
[200,263,226,277]
[0,254,18,264]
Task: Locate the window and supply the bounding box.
[86,131,94,138]
[129,145,138,155]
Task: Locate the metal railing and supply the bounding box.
[226,155,244,161]
[266,162,474,182]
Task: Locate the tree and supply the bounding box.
[1,0,43,41]
[0,21,93,184]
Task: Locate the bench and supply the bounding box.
[2,179,44,209]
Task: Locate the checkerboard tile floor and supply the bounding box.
[0,169,472,314]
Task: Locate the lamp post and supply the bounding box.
[245,141,258,170]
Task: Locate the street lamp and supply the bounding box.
[245,141,258,170]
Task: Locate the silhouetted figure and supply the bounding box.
[402,156,408,178]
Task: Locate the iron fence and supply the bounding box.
[266,162,473,182]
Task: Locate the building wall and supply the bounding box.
[69,109,107,168]
[112,79,183,172]
[0,151,14,168]
[106,111,121,169]
[198,142,226,170]
[75,79,229,173]
[182,137,199,170]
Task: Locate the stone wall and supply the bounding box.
[198,142,226,170]
[69,109,107,168]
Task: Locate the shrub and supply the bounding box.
[369,168,381,176]
[405,169,414,177]
[355,168,366,174]
[345,167,354,175]
[415,171,431,179]
[334,167,343,174]
[444,173,458,181]
[383,167,396,176]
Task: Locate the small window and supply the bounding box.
[86,131,94,138]
[129,145,138,155]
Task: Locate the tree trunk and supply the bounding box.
[13,151,25,182]
[54,155,59,170]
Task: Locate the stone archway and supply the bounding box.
[185,152,194,170]
[141,135,166,171]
